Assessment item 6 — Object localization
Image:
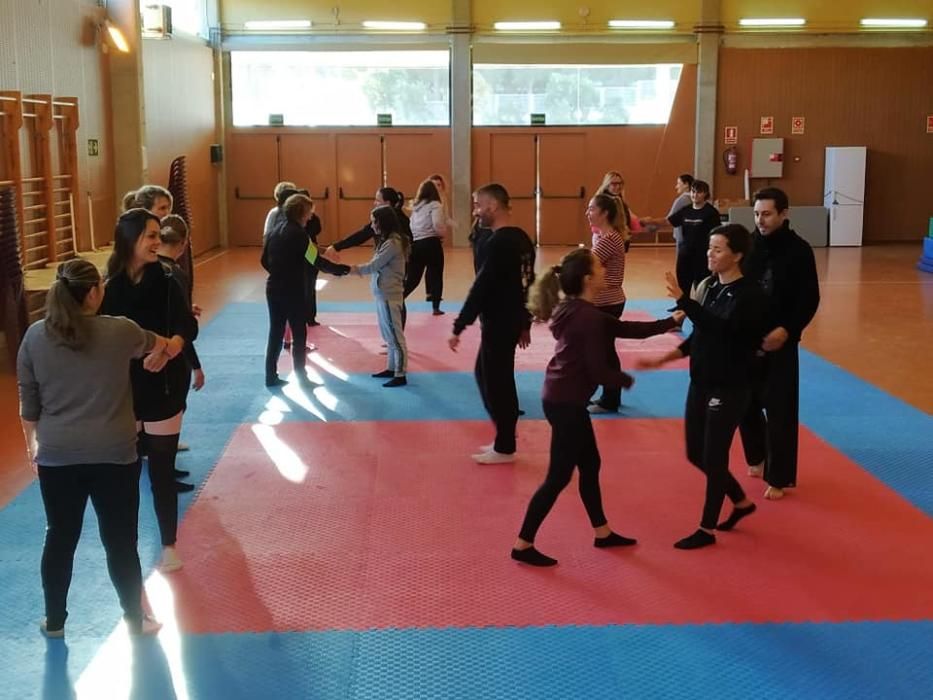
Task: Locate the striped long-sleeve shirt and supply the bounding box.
[591,228,626,307]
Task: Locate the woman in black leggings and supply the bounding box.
[511,249,683,567]
[18,259,174,637]
[638,224,766,549]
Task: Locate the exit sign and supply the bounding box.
[531,113,546,126]
[268,114,284,126]
[377,113,393,127]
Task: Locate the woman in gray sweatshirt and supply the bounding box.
[351,205,411,387]
[17,259,176,637]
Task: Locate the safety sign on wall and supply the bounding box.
[927,115,933,134]
[724,126,738,144]
[760,116,774,135]
[792,116,805,135]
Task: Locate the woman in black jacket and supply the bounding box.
[638,224,766,550]
[101,208,199,573]
[262,194,349,387]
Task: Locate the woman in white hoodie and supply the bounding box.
[404,178,448,315]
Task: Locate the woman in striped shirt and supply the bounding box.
[587,193,629,414]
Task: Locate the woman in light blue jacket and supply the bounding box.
[351,205,411,387]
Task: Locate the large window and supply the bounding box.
[231,51,450,127]
[473,64,683,126]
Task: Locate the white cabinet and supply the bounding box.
[824,147,867,247]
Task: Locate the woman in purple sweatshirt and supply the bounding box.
[511,248,683,567]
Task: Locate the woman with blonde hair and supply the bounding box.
[596,170,641,246]
[405,178,449,315]
[511,249,682,566]
[18,258,174,636]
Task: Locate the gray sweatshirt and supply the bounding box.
[356,237,406,300]
[17,316,156,467]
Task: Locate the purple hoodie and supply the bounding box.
[542,298,677,406]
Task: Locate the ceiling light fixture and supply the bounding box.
[860,18,928,28]
[362,21,427,31]
[493,21,561,31]
[609,20,676,30]
[739,18,807,27]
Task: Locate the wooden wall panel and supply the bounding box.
[143,36,221,255]
[715,47,933,243]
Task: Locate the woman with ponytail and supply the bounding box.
[511,249,683,567]
[17,259,175,637]
[101,208,199,573]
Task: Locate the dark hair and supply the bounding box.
[45,259,102,350]
[159,214,189,245]
[678,173,695,187]
[415,179,441,205]
[474,183,510,208]
[283,193,313,224]
[591,193,622,232]
[371,205,410,259]
[107,208,161,280]
[527,248,596,321]
[379,187,404,210]
[754,187,789,213]
[123,185,173,212]
[691,180,711,197]
[709,223,753,265]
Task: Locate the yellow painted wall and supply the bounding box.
[220,0,932,32]
[220,0,452,30]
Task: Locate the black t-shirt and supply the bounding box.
[668,203,721,253]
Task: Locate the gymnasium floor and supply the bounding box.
[1,245,931,699]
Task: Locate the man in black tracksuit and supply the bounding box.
[448,184,535,464]
[739,188,820,499]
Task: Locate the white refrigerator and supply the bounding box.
[824,147,867,246]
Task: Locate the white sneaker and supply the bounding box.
[158,546,183,573]
[176,442,190,452]
[478,442,494,453]
[472,450,516,464]
[39,619,64,638]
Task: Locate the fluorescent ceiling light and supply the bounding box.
[739,18,806,27]
[609,20,676,30]
[494,21,561,31]
[244,20,312,30]
[362,21,427,31]
[105,20,130,52]
[860,18,928,28]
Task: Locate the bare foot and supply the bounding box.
[748,464,764,478]
[764,486,785,500]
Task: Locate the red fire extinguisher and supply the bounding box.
[723,146,738,175]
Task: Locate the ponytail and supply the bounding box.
[527,265,562,321]
[44,259,101,350]
[526,248,597,321]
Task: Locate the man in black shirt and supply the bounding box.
[448,184,535,464]
[739,187,821,500]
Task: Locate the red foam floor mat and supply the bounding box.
[299,311,688,374]
[170,419,933,633]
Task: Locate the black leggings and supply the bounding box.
[265,289,307,381]
[475,321,521,454]
[141,433,180,546]
[518,401,607,542]
[404,237,444,309]
[594,302,626,410]
[38,462,144,632]
[684,382,750,530]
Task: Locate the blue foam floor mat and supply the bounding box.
[1,299,931,699]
